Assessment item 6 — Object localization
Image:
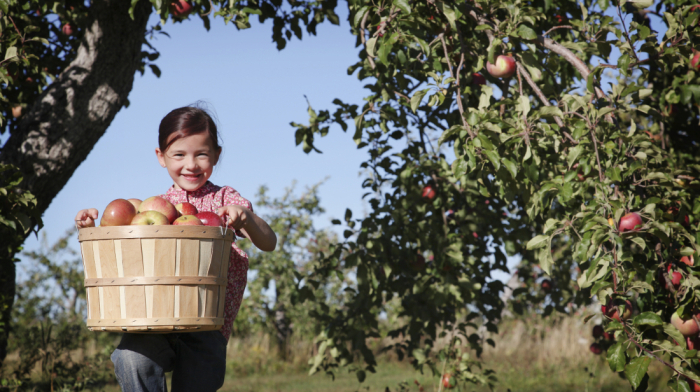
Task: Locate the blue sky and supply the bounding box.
[21,9,372,261]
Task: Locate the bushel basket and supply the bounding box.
[78,226,233,333]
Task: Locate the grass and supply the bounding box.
[3,314,675,391]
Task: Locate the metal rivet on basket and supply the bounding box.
[129,230,133,233]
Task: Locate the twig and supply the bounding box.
[359,11,376,70]
[543,25,573,36]
[439,34,474,139]
[515,62,565,128]
[616,4,640,63]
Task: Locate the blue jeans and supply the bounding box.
[111,331,227,392]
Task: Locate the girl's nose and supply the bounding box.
[184,157,198,170]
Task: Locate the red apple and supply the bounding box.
[170,0,193,18]
[691,51,700,71]
[602,299,633,322]
[422,185,437,201]
[592,325,604,339]
[589,343,602,355]
[686,378,700,392]
[688,336,700,350]
[138,196,178,223]
[61,23,75,36]
[131,211,169,226]
[441,373,456,389]
[173,215,203,226]
[127,198,142,211]
[681,255,695,267]
[175,202,198,216]
[486,55,516,78]
[11,106,22,118]
[196,211,225,227]
[671,312,700,337]
[618,212,643,233]
[100,199,137,227]
[472,73,486,86]
[541,279,552,292]
[603,331,614,341]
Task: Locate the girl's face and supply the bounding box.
[155,132,221,191]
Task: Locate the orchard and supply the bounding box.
[3,0,700,391]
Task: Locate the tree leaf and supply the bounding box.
[633,312,663,327]
[517,24,537,40]
[625,356,652,391]
[392,0,410,14]
[527,235,549,250]
[607,342,627,372]
[410,89,428,113]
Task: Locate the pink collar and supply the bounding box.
[165,181,217,199]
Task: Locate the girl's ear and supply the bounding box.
[213,147,222,165]
[155,148,167,168]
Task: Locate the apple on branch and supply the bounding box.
[601,298,633,322]
[100,199,137,227]
[618,212,643,233]
[61,23,75,36]
[170,0,193,18]
[671,311,700,337]
[589,343,602,355]
[441,373,456,389]
[131,211,169,226]
[486,55,516,79]
[422,184,437,201]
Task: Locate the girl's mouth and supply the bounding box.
[182,174,201,181]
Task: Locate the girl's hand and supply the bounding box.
[216,205,252,231]
[75,208,99,228]
[216,205,277,252]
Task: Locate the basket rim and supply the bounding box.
[78,225,234,241]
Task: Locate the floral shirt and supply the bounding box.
[161,181,250,342]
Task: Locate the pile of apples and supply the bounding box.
[99,196,224,227]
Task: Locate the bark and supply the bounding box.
[0,0,153,365]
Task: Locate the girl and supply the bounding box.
[75,104,276,391]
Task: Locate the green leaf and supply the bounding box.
[539,244,553,275]
[633,312,663,327]
[501,158,518,179]
[625,356,651,391]
[606,342,626,372]
[4,47,17,61]
[366,37,377,57]
[527,235,549,250]
[392,0,410,14]
[517,24,537,40]
[539,106,563,118]
[484,150,500,171]
[487,38,502,65]
[410,89,429,113]
[353,6,370,28]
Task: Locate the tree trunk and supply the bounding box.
[0,0,153,366]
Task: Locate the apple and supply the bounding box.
[592,325,604,339]
[486,55,516,78]
[62,23,75,36]
[691,51,700,71]
[672,312,700,337]
[173,215,203,226]
[100,199,137,227]
[170,0,193,18]
[686,378,700,392]
[681,255,695,267]
[601,299,633,322]
[589,343,602,355]
[127,198,142,211]
[603,331,614,341]
[688,336,700,350]
[196,211,225,227]
[554,14,567,24]
[131,211,169,226]
[422,185,437,201]
[441,373,456,389]
[11,106,22,118]
[138,196,178,223]
[618,212,643,233]
[541,279,552,293]
[472,73,486,86]
[175,202,198,216]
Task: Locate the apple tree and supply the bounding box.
[0,0,341,367]
[291,0,700,390]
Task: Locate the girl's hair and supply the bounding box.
[158,103,222,153]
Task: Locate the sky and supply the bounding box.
[20,8,372,264]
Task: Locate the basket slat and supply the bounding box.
[97,240,121,320]
[121,239,147,319]
[179,239,200,318]
[205,239,225,318]
[141,239,156,318]
[217,243,232,318]
[80,241,100,322]
[198,239,213,317]
[153,239,176,318]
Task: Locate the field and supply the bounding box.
[89,315,670,392]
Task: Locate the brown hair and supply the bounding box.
[158,104,222,153]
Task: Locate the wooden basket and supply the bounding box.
[78,226,233,333]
